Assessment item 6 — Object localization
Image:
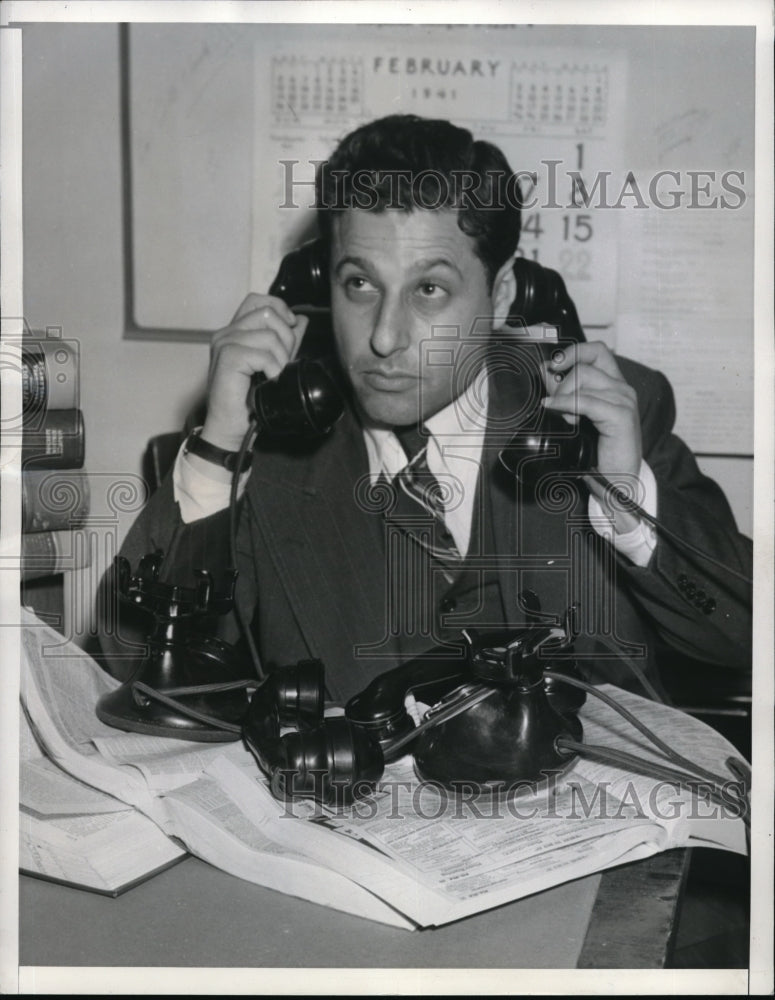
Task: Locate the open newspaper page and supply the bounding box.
[201,682,747,927]
[20,607,748,929]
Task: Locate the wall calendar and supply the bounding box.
[252,43,629,330]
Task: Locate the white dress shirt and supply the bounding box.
[173,371,657,566]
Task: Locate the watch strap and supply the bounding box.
[183,428,253,474]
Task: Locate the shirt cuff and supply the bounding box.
[172,439,251,524]
[587,460,658,568]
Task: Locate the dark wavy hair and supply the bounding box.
[315,114,522,287]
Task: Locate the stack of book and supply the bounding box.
[20,332,91,583]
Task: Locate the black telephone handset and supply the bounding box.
[499,257,597,491]
[249,240,344,439]
[267,238,330,309]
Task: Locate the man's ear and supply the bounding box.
[490,254,517,331]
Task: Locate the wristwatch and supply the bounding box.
[183,427,253,474]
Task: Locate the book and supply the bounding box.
[21,469,90,533]
[21,529,93,581]
[20,704,187,896]
[22,409,85,469]
[21,337,79,415]
[19,607,749,925]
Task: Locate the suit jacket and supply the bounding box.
[100,355,752,703]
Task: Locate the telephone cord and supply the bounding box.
[229,417,267,680]
[587,469,752,586]
[543,669,736,789]
[132,680,254,736]
[555,737,749,828]
[592,635,666,704]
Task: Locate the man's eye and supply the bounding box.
[417,282,447,299]
[344,276,376,293]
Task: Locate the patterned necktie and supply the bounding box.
[388,425,463,570]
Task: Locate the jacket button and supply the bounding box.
[440,596,457,614]
[685,581,697,598]
[694,589,706,605]
[677,574,688,590]
[703,598,717,615]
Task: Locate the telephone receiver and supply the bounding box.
[249,240,344,440]
[242,613,587,807]
[500,257,597,491]
[251,239,598,486]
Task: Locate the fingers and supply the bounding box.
[544,358,636,408]
[230,293,296,327]
[544,340,622,383]
[201,295,309,450]
[212,339,285,385]
[211,298,308,380]
[539,340,642,479]
[543,365,638,431]
[544,388,638,431]
[216,297,303,358]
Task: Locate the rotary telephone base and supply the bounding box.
[412,677,583,793]
[346,621,586,794]
[95,552,253,742]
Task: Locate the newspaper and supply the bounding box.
[19,607,747,928]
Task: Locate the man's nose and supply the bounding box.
[369,293,411,357]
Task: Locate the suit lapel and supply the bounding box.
[247,408,402,700]
[484,348,580,625]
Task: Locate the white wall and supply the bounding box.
[22,24,210,529]
[22,24,212,642]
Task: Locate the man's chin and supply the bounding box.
[353,387,427,429]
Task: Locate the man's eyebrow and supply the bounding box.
[334,255,463,277]
[334,255,371,275]
[411,256,462,277]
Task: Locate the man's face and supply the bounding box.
[330,207,498,428]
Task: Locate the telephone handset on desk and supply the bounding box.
[242,615,588,807]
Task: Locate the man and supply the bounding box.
[101,114,752,706]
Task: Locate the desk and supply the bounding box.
[19,849,689,970]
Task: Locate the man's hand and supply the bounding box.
[201,294,309,452]
[542,341,643,529]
